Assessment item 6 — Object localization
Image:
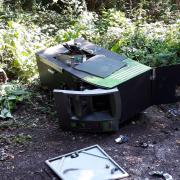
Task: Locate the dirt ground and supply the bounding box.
[0,89,179,180]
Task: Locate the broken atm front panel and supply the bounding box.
[53,88,121,132]
[45,145,129,179]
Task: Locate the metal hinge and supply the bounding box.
[48,68,55,74]
[150,69,156,80]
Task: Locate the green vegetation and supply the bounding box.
[0,1,179,81]
[54,9,180,67]
[0,0,179,117]
[0,82,30,119]
[0,14,54,81]
[11,133,32,144]
[0,133,32,145]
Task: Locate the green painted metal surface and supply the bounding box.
[83,59,152,88]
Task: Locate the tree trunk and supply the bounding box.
[0,69,7,84]
[85,0,117,11]
[22,0,35,11]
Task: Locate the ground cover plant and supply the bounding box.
[0,82,30,119]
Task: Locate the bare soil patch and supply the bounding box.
[0,88,179,180]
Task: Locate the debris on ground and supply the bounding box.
[159,105,180,118]
[46,145,129,179]
[0,90,179,179]
[176,140,180,145]
[167,108,180,117]
[149,171,173,180]
[115,135,128,144]
[139,142,149,148]
[0,148,14,161]
[136,140,156,148]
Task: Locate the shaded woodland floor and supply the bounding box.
[0,89,179,180]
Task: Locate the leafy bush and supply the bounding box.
[55,9,180,67]
[110,21,180,67]
[0,14,54,81]
[0,82,30,119]
[0,4,179,82]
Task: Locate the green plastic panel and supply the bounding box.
[83,59,152,88]
[74,55,127,78]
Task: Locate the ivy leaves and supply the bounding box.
[0,83,30,119]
